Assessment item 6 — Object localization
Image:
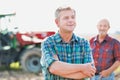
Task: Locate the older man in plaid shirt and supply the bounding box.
[90,19,120,80]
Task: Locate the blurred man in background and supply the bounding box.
[90,19,120,80]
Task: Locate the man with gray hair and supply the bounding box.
[90,19,120,80]
[41,6,96,80]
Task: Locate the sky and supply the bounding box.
[0,0,120,35]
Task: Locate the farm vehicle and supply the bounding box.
[0,13,55,73]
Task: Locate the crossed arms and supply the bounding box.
[48,55,96,79]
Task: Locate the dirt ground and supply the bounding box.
[0,70,43,80]
[0,70,120,80]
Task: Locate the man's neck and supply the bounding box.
[59,31,73,43]
[98,34,106,43]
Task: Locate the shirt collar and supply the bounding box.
[54,32,78,43]
[94,34,111,42]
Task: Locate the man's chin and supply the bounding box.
[99,33,107,36]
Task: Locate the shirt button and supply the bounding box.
[68,54,71,57]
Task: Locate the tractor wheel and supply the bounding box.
[20,48,42,73]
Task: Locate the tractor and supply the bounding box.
[0,13,55,73]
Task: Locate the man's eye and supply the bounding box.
[71,16,75,19]
[64,17,69,20]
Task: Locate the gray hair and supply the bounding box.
[97,18,110,27]
[55,6,76,18]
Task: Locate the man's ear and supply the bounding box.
[55,19,59,27]
[55,19,58,25]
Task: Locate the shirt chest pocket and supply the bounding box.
[103,47,113,55]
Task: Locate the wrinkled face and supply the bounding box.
[55,10,76,33]
[97,20,110,35]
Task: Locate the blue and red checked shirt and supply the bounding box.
[41,32,93,80]
[90,34,120,73]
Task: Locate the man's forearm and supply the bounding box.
[107,61,120,73]
[61,71,88,79]
[49,61,85,75]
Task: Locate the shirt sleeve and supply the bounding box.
[40,40,57,70]
[113,39,120,61]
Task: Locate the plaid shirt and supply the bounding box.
[41,32,93,80]
[90,35,120,73]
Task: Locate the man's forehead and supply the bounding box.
[59,10,75,15]
[98,19,109,25]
